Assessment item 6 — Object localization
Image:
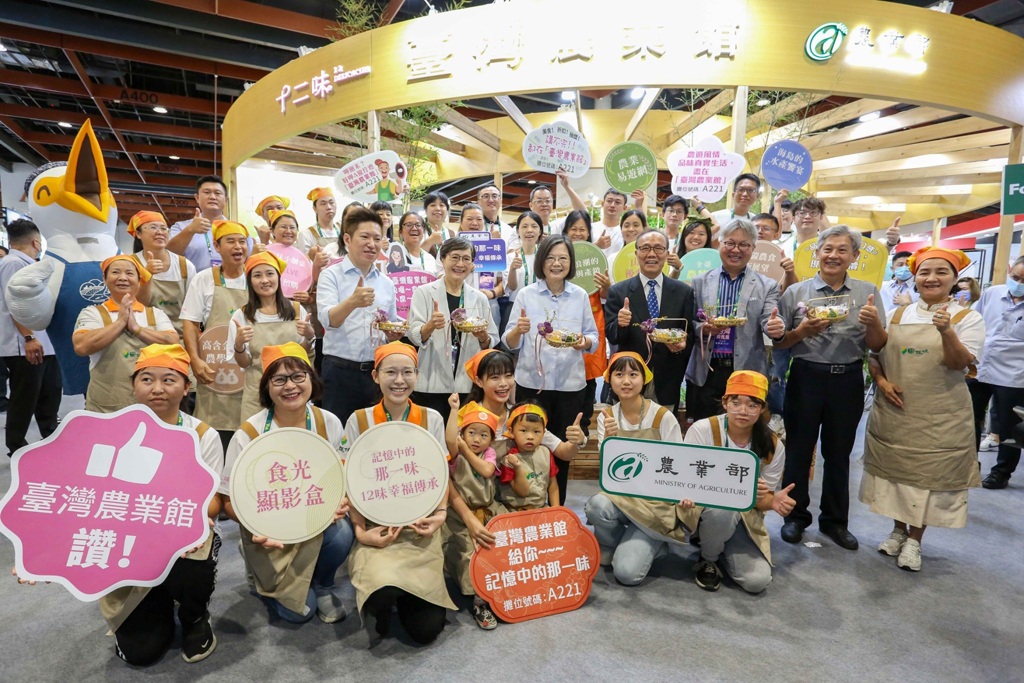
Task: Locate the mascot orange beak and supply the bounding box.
[32,119,115,224]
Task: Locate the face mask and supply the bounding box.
[1007,279,1024,298]
[893,266,912,281]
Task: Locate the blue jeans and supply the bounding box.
[270,518,354,623]
[768,346,791,416]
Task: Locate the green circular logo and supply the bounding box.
[608,452,646,483]
[604,141,658,194]
[805,22,848,62]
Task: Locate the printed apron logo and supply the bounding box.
[79,279,109,304]
[607,452,647,483]
[805,22,848,62]
[157,299,179,307]
[122,350,140,360]
[901,346,929,356]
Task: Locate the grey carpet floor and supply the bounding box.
[1,396,1021,683]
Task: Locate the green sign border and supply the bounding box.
[570,240,608,295]
[604,141,658,193]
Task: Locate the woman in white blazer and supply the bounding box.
[408,236,498,422]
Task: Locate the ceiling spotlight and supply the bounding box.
[168,155,180,160]
[561,91,575,101]
[630,87,645,100]
[756,98,770,106]
[0,42,7,52]
[152,106,168,114]
[859,111,881,123]
[58,122,72,128]
[527,179,537,184]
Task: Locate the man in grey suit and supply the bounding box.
[685,218,786,420]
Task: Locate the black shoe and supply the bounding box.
[780,522,805,544]
[693,560,721,591]
[181,613,216,663]
[374,607,391,637]
[820,524,859,550]
[982,473,1009,489]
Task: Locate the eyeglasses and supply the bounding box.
[445,255,474,264]
[379,368,417,380]
[402,221,423,230]
[145,225,170,234]
[636,245,667,254]
[479,193,501,201]
[532,198,553,206]
[270,371,309,387]
[726,399,763,414]
[796,210,821,218]
[734,187,758,195]
[664,208,687,216]
[722,240,754,251]
[545,256,571,264]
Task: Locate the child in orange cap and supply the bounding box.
[442,395,505,630]
[497,402,560,510]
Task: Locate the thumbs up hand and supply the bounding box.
[297,313,314,340]
[602,412,618,439]
[188,208,211,235]
[765,306,785,339]
[429,299,446,333]
[515,307,531,335]
[772,483,797,517]
[233,318,255,350]
[858,293,880,327]
[617,297,633,328]
[565,412,587,447]
[145,250,168,275]
[313,245,329,269]
[348,276,376,308]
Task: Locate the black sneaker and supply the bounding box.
[181,613,217,663]
[693,560,721,592]
[374,607,392,637]
[473,603,498,630]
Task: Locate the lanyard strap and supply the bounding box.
[264,406,311,433]
[521,249,536,285]
[382,403,411,422]
[176,412,183,427]
[314,224,325,238]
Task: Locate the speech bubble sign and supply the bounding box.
[611,242,670,283]
[600,437,761,512]
[761,140,813,191]
[346,421,449,527]
[266,243,313,298]
[228,428,344,544]
[522,121,591,178]
[469,237,507,273]
[0,406,218,600]
[793,235,888,287]
[750,240,787,282]
[197,325,244,395]
[570,241,608,295]
[470,506,599,623]
[390,270,438,320]
[678,248,722,283]
[604,141,658,193]
[667,137,746,203]
[335,150,407,203]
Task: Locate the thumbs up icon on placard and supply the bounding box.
[85,423,164,485]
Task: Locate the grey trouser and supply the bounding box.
[698,508,772,593]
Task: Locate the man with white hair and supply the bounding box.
[773,225,886,551]
[685,218,785,420]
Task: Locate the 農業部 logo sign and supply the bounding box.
[606,452,647,483]
[805,23,848,61]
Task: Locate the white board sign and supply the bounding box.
[522,121,591,178]
[667,136,746,203]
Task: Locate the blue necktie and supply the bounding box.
[647,280,659,319]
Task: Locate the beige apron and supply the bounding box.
[604,404,693,545]
[100,421,215,631]
[443,450,508,595]
[239,301,303,422]
[85,305,157,414]
[677,415,775,564]
[237,407,331,615]
[347,408,458,617]
[863,305,981,491]
[148,255,196,386]
[497,445,553,510]
[194,267,248,430]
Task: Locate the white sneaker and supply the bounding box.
[769,414,786,441]
[878,530,908,556]
[980,435,1000,452]
[897,538,922,572]
[599,545,614,567]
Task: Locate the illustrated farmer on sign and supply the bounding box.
[373,159,408,202]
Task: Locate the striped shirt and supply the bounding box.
[712,268,745,358]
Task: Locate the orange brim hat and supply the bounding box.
[374,341,418,368]
[463,348,498,381]
[245,251,287,275]
[212,220,249,241]
[126,210,166,237]
[907,247,971,275]
[134,343,190,376]
[458,401,499,435]
[307,187,333,202]
[604,351,653,384]
[725,371,769,402]
[504,403,547,438]
[101,254,151,283]
[256,195,290,214]
[268,209,297,228]
[261,342,310,374]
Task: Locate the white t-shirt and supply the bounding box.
[135,250,197,284]
[226,306,309,356]
[504,250,538,303]
[594,224,623,261]
[884,302,986,368]
[221,405,344,495]
[183,412,225,478]
[298,225,340,254]
[400,244,440,276]
[73,303,176,369]
[597,401,682,445]
[684,417,787,490]
[179,268,248,325]
[341,405,447,456]
[712,209,753,230]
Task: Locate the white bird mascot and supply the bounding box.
[5,119,119,395]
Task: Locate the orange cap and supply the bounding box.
[307,187,333,202]
[604,351,653,384]
[458,401,499,435]
[101,254,151,283]
[725,371,769,402]
[256,195,290,215]
[261,342,310,375]
[212,220,248,241]
[504,403,547,438]
[907,247,970,275]
[268,209,297,228]
[463,348,498,381]
[245,251,287,275]
[374,341,418,368]
[134,343,190,376]
[126,210,166,237]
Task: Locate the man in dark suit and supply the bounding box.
[605,229,695,412]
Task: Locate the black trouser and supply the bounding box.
[781,359,864,529]
[364,586,446,645]
[114,534,220,666]
[969,379,1024,478]
[4,355,61,456]
[581,378,597,440]
[515,386,587,504]
[686,358,734,422]
[216,430,233,462]
[322,356,377,427]
[312,338,324,406]
[0,358,9,406]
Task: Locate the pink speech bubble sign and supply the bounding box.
[0,406,219,601]
[390,270,437,320]
[267,243,313,298]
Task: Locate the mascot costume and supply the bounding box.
[6,119,119,395]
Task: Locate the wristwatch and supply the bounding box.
[23,334,34,342]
